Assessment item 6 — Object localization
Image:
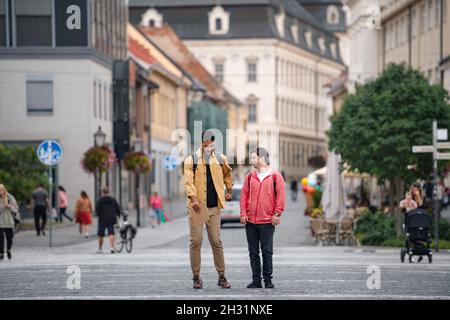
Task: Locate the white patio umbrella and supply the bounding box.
[321,151,346,243]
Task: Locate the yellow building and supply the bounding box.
[128,23,192,202]
[379,0,450,91]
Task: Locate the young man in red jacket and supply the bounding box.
[240,147,285,289]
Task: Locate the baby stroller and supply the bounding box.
[400,208,433,263]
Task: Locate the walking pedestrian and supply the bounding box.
[58,186,73,223]
[0,184,20,260]
[240,147,286,289]
[95,187,121,254]
[74,191,92,238]
[149,191,164,228]
[183,130,233,289]
[31,184,50,236]
[290,179,298,202]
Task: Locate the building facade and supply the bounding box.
[128,23,191,202]
[379,0,449,92]
[0,0,128,208]
[129,0,347,180]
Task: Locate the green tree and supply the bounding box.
[0,144,48,206]
[328,63,450,236]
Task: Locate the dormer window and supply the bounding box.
[327,5,340,25]
[305,30,312,48]
[291,24,299,43]
[275,8,286,38]
[140,8,163,27]
[330,42,337,58]
[209,5,230,35]
[318,37,326,53]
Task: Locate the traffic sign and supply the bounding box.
[437,142,450,149]
[37,140,63,166]
[163,155,177,171]
[412,145,433,153]
[437,153,450,160]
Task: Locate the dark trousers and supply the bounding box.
[34,205,47,234]
[58,207,73,222]
[245,222,275,282]
[0,228,13,254]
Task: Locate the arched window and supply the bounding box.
[209,6,230,35]
[327,5,340,25]
[140,8,163,27]
[215,18,222,31]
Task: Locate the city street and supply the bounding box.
[1,191,449,300]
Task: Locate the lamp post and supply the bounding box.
[94,126,106,204]
[134,138,143,227]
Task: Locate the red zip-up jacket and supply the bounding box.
[240,169,286,224]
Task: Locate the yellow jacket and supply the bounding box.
[184,148,233,209]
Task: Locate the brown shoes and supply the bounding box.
[192,276,231,289]
[193,277,203,289]
[217,276,231,289]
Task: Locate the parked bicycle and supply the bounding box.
[116,210,137,253]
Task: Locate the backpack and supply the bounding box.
[247,171,278,199]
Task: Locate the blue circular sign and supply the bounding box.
[37,140,63,166]
[163,155,177,171]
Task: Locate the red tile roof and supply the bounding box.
[128,37,157,66]
[139,25,239,104]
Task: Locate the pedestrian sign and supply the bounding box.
[37,140,63,166]
[163,155,177,171]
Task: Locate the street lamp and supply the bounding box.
[134,138,143,227]
[94,126,106,147]
[93,126,106,204]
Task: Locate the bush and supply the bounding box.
[0,144,48,206]
[356,211,450,248]
[355,210,397,245]
[431,218,450,241]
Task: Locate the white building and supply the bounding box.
[129,0,347,180]
[0,0,128,208]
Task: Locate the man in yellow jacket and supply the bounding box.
[184,130,233,289]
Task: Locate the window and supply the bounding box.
[436,0,441,26]
[214,62,224,83]
[421,4,426,33]
[327,5,340,25]
[16,0,52,46]
[215,18,222,31]
[428,1,434,29]
[395,20,399,46]
[140,8,163,28]
[93,81,97,117]
[412,8,417,38]
[27,79,53,114]
[291,24,299,43]
[0,1,6,46]
[104,84,108,120]
[248,103,257,123]
[247,62,257,82]
[444,0,448,22]
[99,82,102,119]
[109,85,113,121]
[208,5,230,35]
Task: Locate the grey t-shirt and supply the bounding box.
[32,188,48,207]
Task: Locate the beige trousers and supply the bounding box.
[189,207,225,278]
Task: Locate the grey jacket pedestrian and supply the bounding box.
[0,193,19,229]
